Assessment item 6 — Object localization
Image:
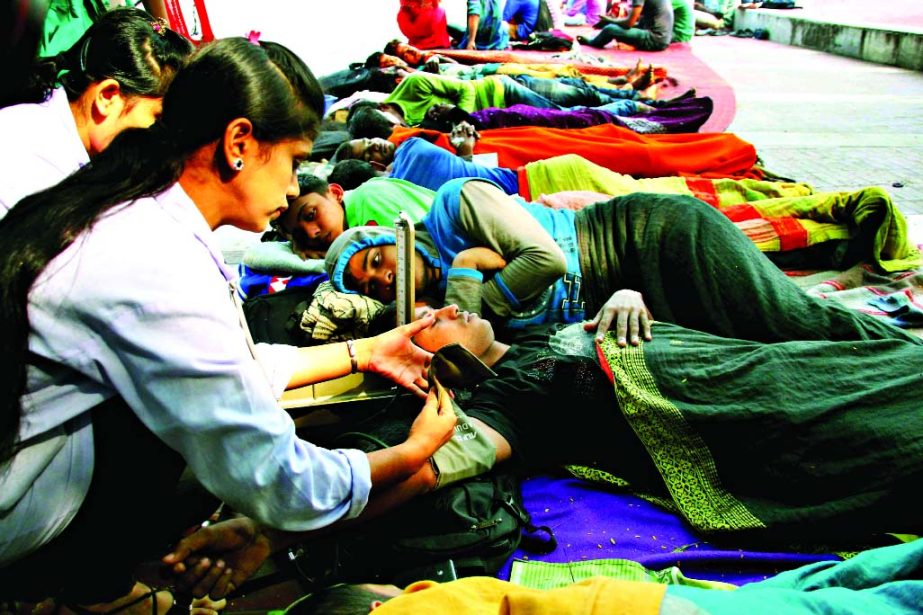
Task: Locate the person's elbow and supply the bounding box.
[543,245,568,279]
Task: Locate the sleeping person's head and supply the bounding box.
[334,137,397,169]
[411,305,496,358]
[419,102,474,132]
[327,159,381,190]
[347,104,395,140]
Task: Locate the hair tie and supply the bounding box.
[78,36,91,72]
[246,30,261,46]
[150,17,169,36]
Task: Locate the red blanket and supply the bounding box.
[391,124,759,179]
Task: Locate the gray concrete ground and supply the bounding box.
[691,34,923,243]
[733,0,923,70]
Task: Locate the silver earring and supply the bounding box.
[232,159,244,171]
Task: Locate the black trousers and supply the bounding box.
[0,397,216,604]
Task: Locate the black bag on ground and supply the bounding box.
[511,31,573,51]
[286,397,555,589]
[287,469,535,588]
[242,285,316,346]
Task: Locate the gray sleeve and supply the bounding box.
[456,180,566,318]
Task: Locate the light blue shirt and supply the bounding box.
[1,183,371,564]
[0,88,89,217]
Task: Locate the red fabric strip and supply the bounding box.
[192,0,215,42]
[163,0,190,41]
[684,177,719,208]
[721,203,761,222]
[768,217,808,251]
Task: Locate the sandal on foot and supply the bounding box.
[63,586,175,615]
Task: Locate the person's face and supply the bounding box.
[345,244,428,303]
[412,305,495,357]
[424,103,453,122]
[86,80,163,155]
[348,138,395,166]
[113,96,163,134]
[279,187,345,255]
[227,137,312,232]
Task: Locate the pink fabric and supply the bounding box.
[537,190,612,210]
[397,1,451,50]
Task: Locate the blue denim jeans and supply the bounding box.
[499,75,562,109]
[510,74,641,107]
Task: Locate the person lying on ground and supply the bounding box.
[376,71,652,126]
[163,304,923,601]
[298,134,804,259]
[325,177,922,345]
[270,173,433,259]
[346,95,663,140]
[337,121,759,179]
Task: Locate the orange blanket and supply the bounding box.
[390,124,759,179]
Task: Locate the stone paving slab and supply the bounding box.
[692,35,923,233]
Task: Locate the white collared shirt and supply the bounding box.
[0,88,90,217]
[1,183,371,564]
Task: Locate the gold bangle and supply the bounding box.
[345,339,358,373]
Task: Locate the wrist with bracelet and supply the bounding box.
[345,338,359,374]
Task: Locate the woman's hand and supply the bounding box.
[162,517,274,600]
[452,247,507,272]
[364,312,436,397]
[583,289,653,346]
[407,386,457,457]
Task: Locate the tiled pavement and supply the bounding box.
[691,34,923,236]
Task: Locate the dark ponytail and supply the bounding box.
[12,7,193,106]
[0,37,324,459]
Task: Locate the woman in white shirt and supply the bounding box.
[0,7,193,217]
[0,37,454,615]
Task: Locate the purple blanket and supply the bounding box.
[500,475,841,586]
[470,97,713,134]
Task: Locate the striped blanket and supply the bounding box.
[524,156,921,272]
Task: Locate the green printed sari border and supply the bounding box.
[598,334,765,533]
[565,465,677,512]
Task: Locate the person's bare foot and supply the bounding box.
[65,582,174,614]
[624,58,644,80]
[631,64,655,90]
[576,35,596,47]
